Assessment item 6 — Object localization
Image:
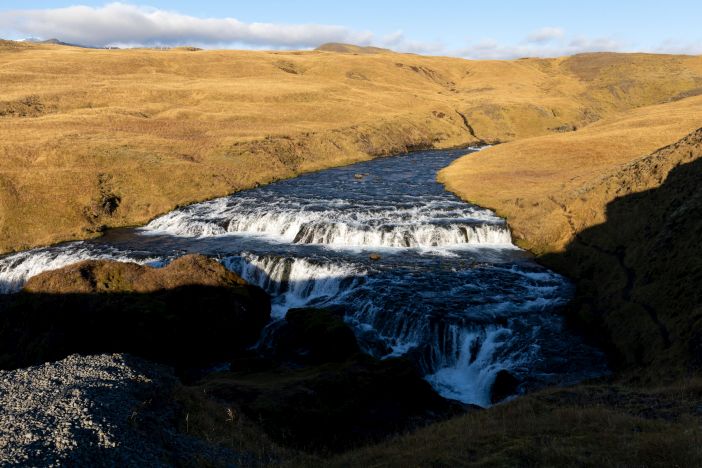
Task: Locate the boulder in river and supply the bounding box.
[490,369,521,404]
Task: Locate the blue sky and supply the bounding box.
[1,1,700,58]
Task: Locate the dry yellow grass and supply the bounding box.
[440,95,702,254]
[2,40,702,252]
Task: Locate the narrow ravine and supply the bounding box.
[0,147,607,406]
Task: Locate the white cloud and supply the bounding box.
[0,4,697,60]
[567,36,621,52]
[381,30,446,55]
[457,34,624,60]
[653,39,702,56]
[0,2,374,48]
[526,27,565,43]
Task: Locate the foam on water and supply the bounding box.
[145,204,513,249]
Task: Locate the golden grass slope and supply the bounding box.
[439,94,702,254]
[2,40,702,252]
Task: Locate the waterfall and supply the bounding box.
[222,253,367,318]
[142,193,514,249]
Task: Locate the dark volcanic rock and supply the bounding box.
[0,255,270,370]
[261,307,359,364]
[203,308,464,452]
[490,369,520,404]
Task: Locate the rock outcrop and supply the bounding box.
[0,255,270,370]
[200,308,464,452]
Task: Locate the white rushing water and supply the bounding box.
[143,194,513,249]
[0,146,607,406]
[426,326,513,407]
[222,253,367,318]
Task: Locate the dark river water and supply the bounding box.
[0,147,607,406]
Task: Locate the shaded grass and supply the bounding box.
[170,377,702,467]
[325,380,702,467]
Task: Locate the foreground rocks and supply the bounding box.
[0,264,464,461]
[0,255,270,370]
[0,353,235,466]
[200,308,465,452]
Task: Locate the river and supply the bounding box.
[0,146,607,406]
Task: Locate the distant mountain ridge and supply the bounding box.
[25,37,94,48]
[315,42,393,54]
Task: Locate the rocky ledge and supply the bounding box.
[0,254,270,370]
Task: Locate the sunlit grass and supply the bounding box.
[2,42,702,253]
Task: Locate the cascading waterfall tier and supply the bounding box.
[222,253,367,318]
[144,197,513,249]
[142,159,514,250]
[0,146,607,407]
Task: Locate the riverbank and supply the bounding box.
[438,95,702,255]
[440,101,702,378]
[3,42,702,253]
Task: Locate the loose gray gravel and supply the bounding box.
[0,353,234,467]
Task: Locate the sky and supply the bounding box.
[0,1,700,59]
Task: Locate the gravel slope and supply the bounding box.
[0,354,232,466]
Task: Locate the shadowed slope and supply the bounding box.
[541,139,702,379]
[0,255,270,369]
[324,378,702,467]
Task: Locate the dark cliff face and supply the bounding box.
[541,130,702,381]
[0,255,271,370]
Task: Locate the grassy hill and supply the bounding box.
[439,95,702,254]
[1,41,702,252]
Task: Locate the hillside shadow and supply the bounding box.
[0,284,270,372]
[540,156,702,378]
